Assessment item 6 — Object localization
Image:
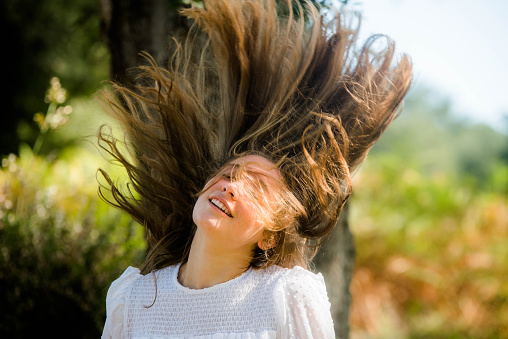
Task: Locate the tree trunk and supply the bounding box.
[315,202,355,339]
[99,0,189,87]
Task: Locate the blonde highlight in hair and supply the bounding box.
[97,0,412,273]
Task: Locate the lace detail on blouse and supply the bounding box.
[102,265,334,339]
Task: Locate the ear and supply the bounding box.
[257,232,278,250]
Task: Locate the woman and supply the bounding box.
[99,0,412,337]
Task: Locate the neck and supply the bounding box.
[178,230,253,289]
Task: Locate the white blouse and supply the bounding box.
[102,264,335,339]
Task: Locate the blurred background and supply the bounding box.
[0,0,506,338]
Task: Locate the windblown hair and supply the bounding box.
[97,0,412,273]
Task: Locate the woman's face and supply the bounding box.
[192,155,282,252]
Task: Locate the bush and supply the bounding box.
[349,153,508,339]
[0,144,145,338]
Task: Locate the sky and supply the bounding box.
[332,0,508,131]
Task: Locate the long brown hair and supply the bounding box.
[97,0,412,273]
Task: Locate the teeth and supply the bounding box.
[210,199,232,217]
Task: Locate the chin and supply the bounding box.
[193,208,223,233]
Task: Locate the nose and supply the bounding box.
[221,183,235,199]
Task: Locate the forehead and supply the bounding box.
[228,155,282,182]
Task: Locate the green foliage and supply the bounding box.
[349,85,508,339]
[0,95,145,337]
[1,0,109,155]
[371,85,508,186]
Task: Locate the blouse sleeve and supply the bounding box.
[101,266,141,339]
[276,267,335,339]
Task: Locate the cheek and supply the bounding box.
[243,197,274,226]
[237,201,267,232]
[191,204,199,226]
[192,194,208,224]
[192,200,198,223]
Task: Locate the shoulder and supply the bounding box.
[106,266,143,302]
[279,266,332,318]
[250,265,329,294]
[250,264,287,282]
[102,265,179,338]
[251,265,332,313]
[279,266,326,296]
[102,266,143,338]
[272,266,335,338]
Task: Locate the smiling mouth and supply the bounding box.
[209,199,233,217]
